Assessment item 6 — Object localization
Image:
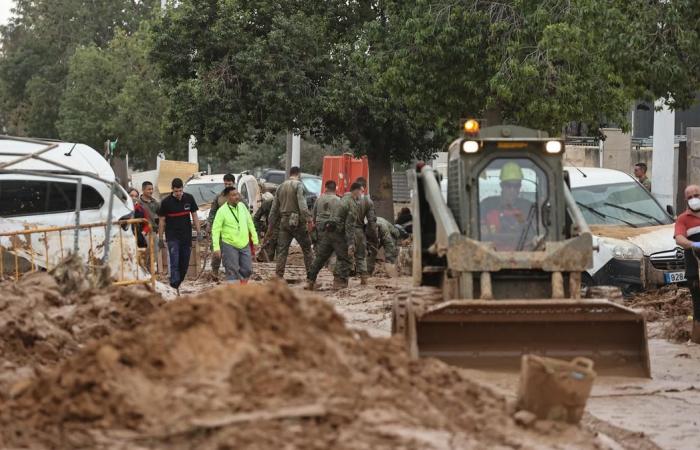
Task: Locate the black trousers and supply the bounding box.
[689,279,700,322]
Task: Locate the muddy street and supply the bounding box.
[1,249,699,449]
[178,251,700,450]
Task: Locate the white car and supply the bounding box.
[185,173,261,224]
[566,167,682,292]
[0,137,132,227]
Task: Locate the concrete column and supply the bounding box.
[285,132,293,173]
[292,134,301,168]
[687,127,700,187]
[600,128,631,172]
[651,100,677,209]
[188,135,198,165]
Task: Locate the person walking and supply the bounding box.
[208,173,236,279]
[634,163,651,192]
[211,186,258,284]
[674,184,700,343]
[305,181,356,290]
[158,178,202,292]
[138,181,161,270]
[254,188,277,262]
[269,166,314,279]
[367,216,402,276]
[350,177,377,285]
[138,181,160,231]
[128,188,150,249]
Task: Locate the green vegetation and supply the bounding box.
[0,0,699,216]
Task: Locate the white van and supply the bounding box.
[566,167,683,293]
[0,138,132,227]
[0,137,138,275]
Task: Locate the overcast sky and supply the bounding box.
[0,0,13,26]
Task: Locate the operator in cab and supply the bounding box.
[481,162,534,251]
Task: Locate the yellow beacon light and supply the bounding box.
[463,119,480,134]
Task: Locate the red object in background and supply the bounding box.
[321,154,369,196]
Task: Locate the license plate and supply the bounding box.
[664,271,687,283]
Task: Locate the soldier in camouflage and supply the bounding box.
[254,188,277,262]
[305,181,358,290]
[269,166,314,278]
[367,216,402,276]
[208,173,236,279]
[351,177,377,285]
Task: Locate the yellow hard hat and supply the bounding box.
[500,162,523,182]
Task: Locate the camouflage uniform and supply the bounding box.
[367,216,401,274]
[208,191,228,274]
[254,192,277,261]
[270,177,314,278]
[350,193,377,276]
[307,192,355,283]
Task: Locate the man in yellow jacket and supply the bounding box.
[211,187,258,284]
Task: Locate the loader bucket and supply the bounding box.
[411,299,650,378]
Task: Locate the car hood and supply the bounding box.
[590,224,677,255]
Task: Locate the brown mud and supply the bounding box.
[0,270,163,400]
[0,282,603,449]
[627,285,693,341]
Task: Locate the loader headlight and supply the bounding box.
[462,140,480,153]
[545,141,563,154]
[612,244,643,260]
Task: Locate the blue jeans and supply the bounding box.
[221,242,252,283]
[167,239,192,289]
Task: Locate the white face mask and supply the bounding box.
[688,197,700,212]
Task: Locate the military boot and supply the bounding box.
[305,280,316,291]
[360,274,368,285]
[692,321,700,344]
[333,278,348,290]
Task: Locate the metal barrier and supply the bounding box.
[0,218,156,289]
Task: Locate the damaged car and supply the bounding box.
[567,167,683,293]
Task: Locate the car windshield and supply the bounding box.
[185,183,224,205]
[302,177,321,195]
[572,182,672,227]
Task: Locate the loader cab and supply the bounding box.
[447,123,566,252]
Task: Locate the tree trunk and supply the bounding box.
[368,150,394,221]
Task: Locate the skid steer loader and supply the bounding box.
[393,121,650,377]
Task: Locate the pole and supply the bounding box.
[285,131,293,173]
[73,178,82,253]
[292,133,301,168]
[103,182,116,264]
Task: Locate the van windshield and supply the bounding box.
[572,182,672,227]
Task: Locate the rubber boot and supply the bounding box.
[305,280,316,291]
[333,278,348,290]
[360,275,368,286]
[692,321,700,344]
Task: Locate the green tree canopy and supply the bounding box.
[0,0,158,138]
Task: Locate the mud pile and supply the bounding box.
[627,285,693,341]
[0,283,600,449]
[0,270,164,399]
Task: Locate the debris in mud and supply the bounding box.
[627,285,693,342]
[0,282,601,449]
[0,266,164,399]
[627,285,692,322]
[661,316,692,343]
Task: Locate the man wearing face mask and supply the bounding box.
[674,184,700,343]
